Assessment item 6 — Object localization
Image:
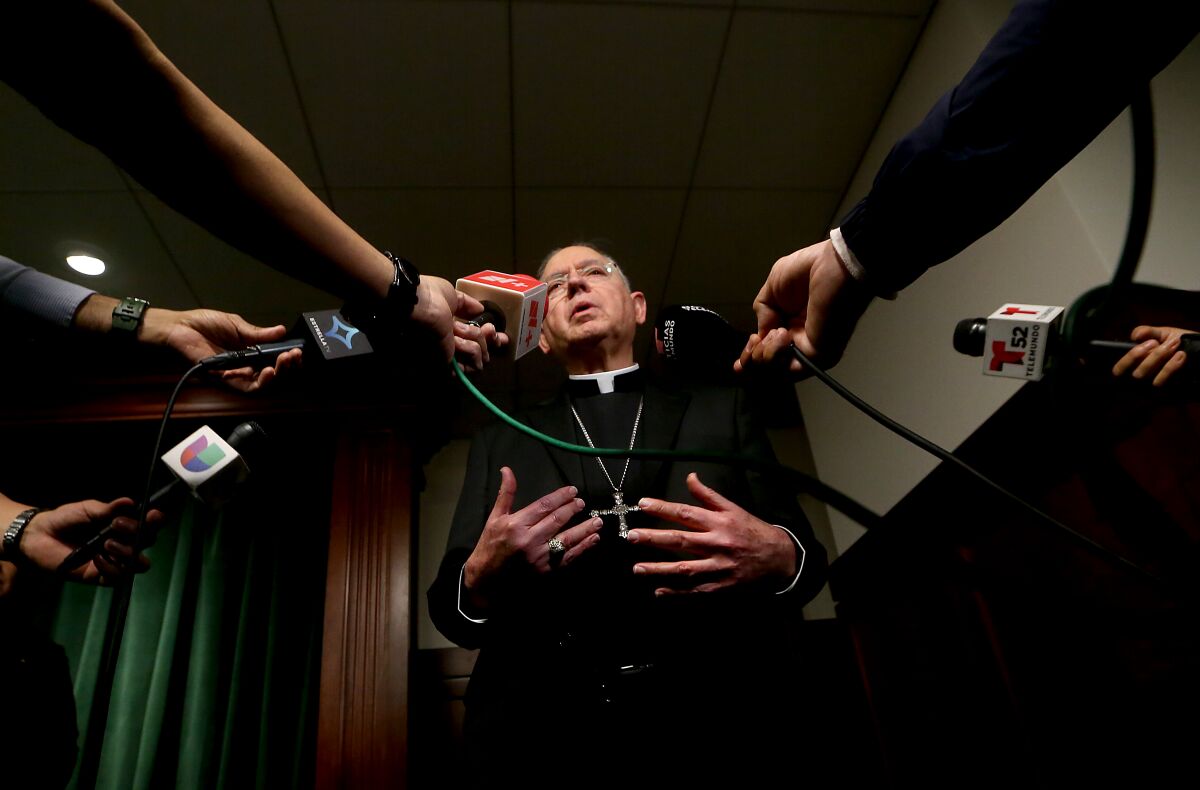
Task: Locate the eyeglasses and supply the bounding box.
[543,262,616,300]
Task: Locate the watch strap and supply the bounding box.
[2,507,40,563]
[112,296,150,336]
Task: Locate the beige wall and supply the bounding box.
[798,0,1200,557]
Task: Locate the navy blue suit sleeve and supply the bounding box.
[839,0,1200,295]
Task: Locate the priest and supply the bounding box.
[429,243,827,788]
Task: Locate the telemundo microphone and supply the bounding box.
[56,422,269,574]
[953,303,1200,383]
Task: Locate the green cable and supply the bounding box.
[450,360,883,529]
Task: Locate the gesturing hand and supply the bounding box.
[463,467,601,610]
[628,473,796,596]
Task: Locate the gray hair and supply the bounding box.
[536,242,633,291]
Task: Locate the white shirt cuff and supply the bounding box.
[458,562,489,624]
[772,525,806,595]
[829,227,896,300]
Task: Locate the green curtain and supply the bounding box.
[52,491,326,790]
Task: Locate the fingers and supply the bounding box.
[632,557,728,578]
[635,494,714,531]
[684,473,733,511]
[1154,350,1188,387]
[551,517,604,567]
[1133,336,1181,380]
[233,314,287,344]
[526,494,587,541]
[488,467,518,521]
[1112,339,1157,377]
[625,527,711,553]
[453,289,485,321]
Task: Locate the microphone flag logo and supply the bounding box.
[181,434,226,472]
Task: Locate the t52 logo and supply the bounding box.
[989,340,1025,371]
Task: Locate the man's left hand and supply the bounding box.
[628,472,796,595]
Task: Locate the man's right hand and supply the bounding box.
[413,276,509,369]
[463,468,600,609]
[736,239,873,377]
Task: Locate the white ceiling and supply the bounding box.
[0,0,930,372]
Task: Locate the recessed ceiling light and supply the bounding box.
[67,254,106,276]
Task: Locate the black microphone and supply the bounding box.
[56,422,269,574]
[198,308,375,371]
[654,305,751,374]
[467,300,507,333]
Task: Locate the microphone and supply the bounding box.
[56,422,269,574]
[456,271,548,360]
[953,303,1200,383]
[951,303,1066,381]
[198,308,375,371]
[654,305,750,374]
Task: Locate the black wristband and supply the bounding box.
[111,296,150,337]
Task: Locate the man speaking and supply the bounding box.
[429,244,827,788]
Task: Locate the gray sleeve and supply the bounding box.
[0,255,95,328]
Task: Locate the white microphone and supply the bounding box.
[456,270,548,360]
[160,423,256,507]
[954,304,1066,381]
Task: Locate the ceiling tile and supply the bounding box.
[665,188,837,310]
[513,2,729,187]
[330,188,513,282]
[135,191,336,326]
[0,84,127,192]
[694,9,922,189]
[276,1,511,187]
[117,0,325,188]
[514,188,686,286]
[745,0,931,13]
[0,191,196,307]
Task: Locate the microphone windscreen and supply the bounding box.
[654,305,750,370]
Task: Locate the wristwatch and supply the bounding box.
[383,251,421,318]
[2,508,40,563]
[111,296,150,337]
[343,252,420,330]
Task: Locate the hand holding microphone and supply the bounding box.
[55,422,268,576]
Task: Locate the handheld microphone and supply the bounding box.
[198,309,374,371]
[56,422,268,574]
[954,303,1200,383]
[654,305,751,374]
[456,271,547,359]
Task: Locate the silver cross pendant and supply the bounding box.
[590,490,641,539]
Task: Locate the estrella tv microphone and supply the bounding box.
[56,422,268,574]
[197,308,374,371]
[455,271,547,360]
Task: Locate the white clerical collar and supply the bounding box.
[568,363,640,394]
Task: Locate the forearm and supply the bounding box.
[839,0,1200,294]
[3,1,391,303]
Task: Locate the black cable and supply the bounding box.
[1102,84,1156,315]
[75,361,203,790]
[788,344,1175,590]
